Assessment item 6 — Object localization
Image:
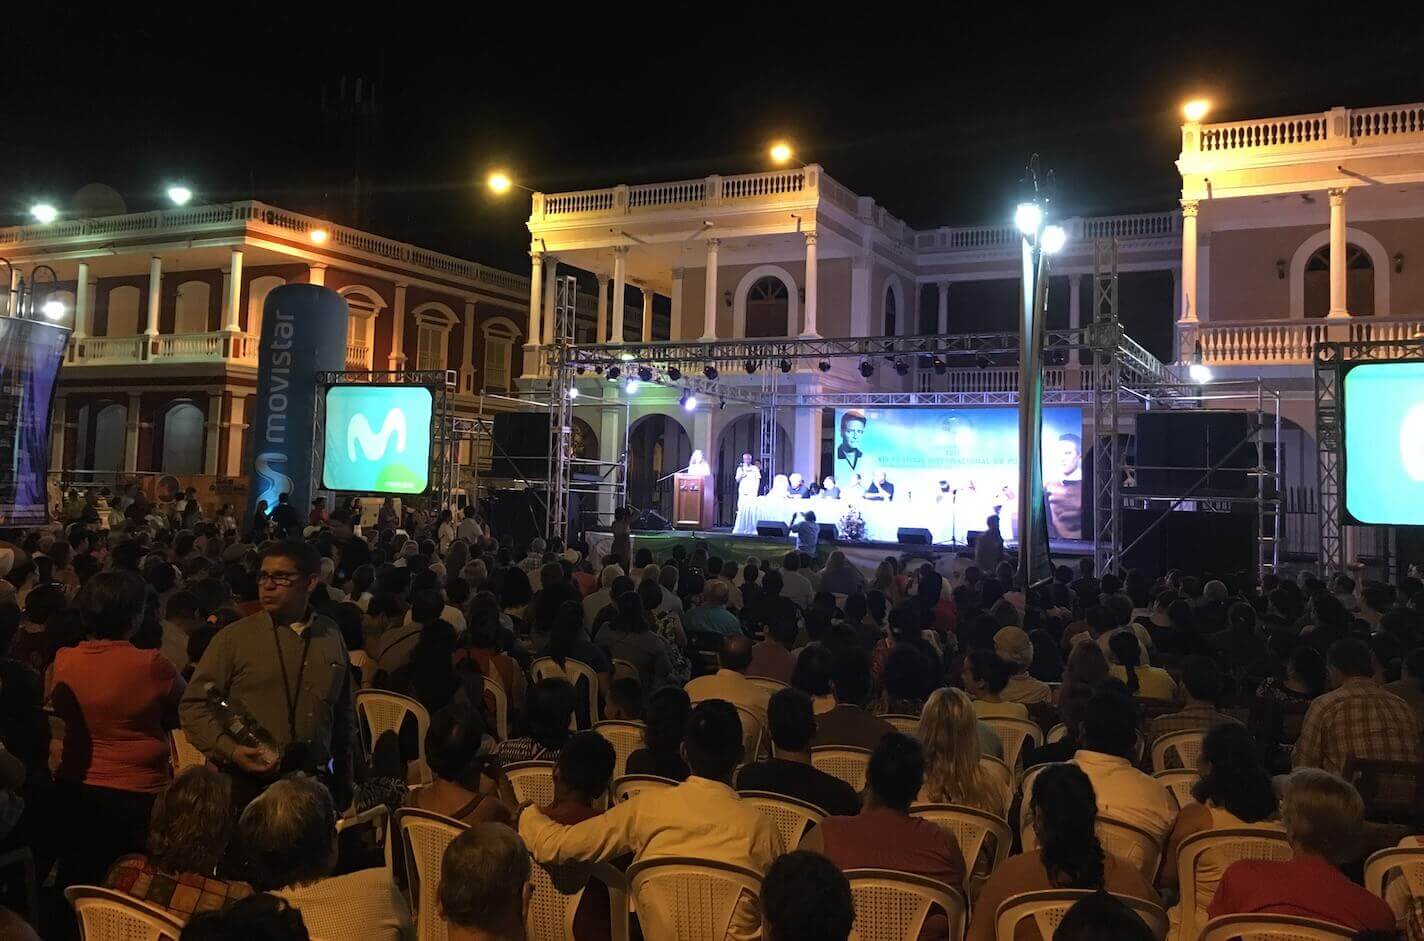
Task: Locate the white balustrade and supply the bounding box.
[1191,102,1424,154]
[1349,104,1424,138]
[1190,317,1424,365]
[628,180,706,208]
[67,331,270,365]
[347,341,371,368]
[68,335,146,364]
[720,168,806,200]
[1200,113,1328,152]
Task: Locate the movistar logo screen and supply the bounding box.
[321,385,432,494]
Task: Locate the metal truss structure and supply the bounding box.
[313,368,457,509]
[1314,337,1424,572]
[547,276,578,543]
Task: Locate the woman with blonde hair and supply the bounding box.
[917,687,1005,816]
[870,559,904,605]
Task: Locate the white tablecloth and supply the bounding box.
[732,494,973,545]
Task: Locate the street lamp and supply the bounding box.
[29,203,58,224]
[166,185,194,206]
[769,142,794,165]
[1182,99,1211,123]
[487,172,513,194]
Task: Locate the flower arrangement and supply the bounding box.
[838,505,866,542]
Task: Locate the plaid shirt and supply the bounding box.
[1293,678,1421,775]
[106,855,252,918]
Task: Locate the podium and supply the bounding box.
[673,473,715,530]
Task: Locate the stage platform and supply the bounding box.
[584,528,1090,576]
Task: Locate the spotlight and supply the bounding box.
[859,360,874,378]
[29,203,58,224]
[1041,224,1067,255]
[1015,202,1042,235]
[703,365,718,380]
[594,364,604,375]
[718,398,726,410]
[567,387,580,399]
[637,366,653,383]
[575,364,586,375]
[817,360,831,372]
[606,366,621,381]
[166,185,193,206]
[680,391,698,411]
[894,359,909,377]
[1189,362,1214,384]
[667,366,682,381]
[309,228,329,244]
[778,358,792,373]
[745,359,758,374]
[933,357,947,375]
[625,378,641,394]
[41,300,65,320]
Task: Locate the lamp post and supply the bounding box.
[1014,156,1067,587]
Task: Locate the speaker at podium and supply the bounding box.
[672,473,715,530]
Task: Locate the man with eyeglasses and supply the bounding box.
[179,541,355,808]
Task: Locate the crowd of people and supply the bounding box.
[0,486,1420,940]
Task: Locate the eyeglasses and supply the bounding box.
[257,571,305,587]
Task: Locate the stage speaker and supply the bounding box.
[756,521,790,538]
[632,509,671,531]
[965,530,982,548]
[818,523,838,543]
[488,489,543,552]
[898,527,934,546]
[1133,412,1254,496]
[489,413,551,478]
[1121,508,1255,576]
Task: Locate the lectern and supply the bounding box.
[673,473,715,530]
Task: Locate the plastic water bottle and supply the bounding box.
[204,684,280,767]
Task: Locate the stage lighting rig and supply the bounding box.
[637,366,654,383]
[778,358,792,373]
[893,359,909,376]
[607,366,621,380]
[933,357,946,375]
[745,359,758,374]
[594,364,604,375]
[703,364,718,380]
[859,360,874,378]
[667,366,682,381]
[817,360,831,372]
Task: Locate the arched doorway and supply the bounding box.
[161,403,205,474]
[1304,244,1374,317]
[745,276,790,338]
[883,284,898,336]
[92,403,127,475]
[714,413,791,525]
[570,417,599,460]
[626,414,691,518]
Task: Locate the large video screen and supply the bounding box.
[1343,361,1424,525]
[832,406,1084,539]
[322,385,433,494]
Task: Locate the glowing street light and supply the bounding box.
[30,203,58,224]
[1182,99,1211,123]
[166,185,193,206]
[1041,224,1067,255]
[308,228,329,245]
[769,142,794,165]
[1014,202,1043,236]
[487,172,513,195]
[1189,362,1214,384]
[41,300,65,320]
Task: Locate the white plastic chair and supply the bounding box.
[612,658,640,683]
[1198,913,1355,941]
[1153,768,1200,809]
[1176,828,1291,941]
[1016,762,1059,839]
[594,719,646,779]
[1096,815,1166,880]
[484,674,509,740]
[504,760,557,806]
[844,869,967,941]
[994,888,1169,941]
[811,746,873,792]
[1045,723,1068,744]
[612,773,678,803]
[396,808,467,941]
[355,689,432,782]
[625,857,763,941]
[732,703,766,762]
[745,676,789,697]
[1363,844,1424,908]
[169,728,208,773]
[1151,729,1206,772]
[980,755,1013,813]
[65,885,185,940]
[911,804,1012,891]
[532,657,600,730]
[883,714,921,736]
[527,858,629,941]
[738,791,828,850]
[981,716,1044,770]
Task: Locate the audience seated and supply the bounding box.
[737,688,861,815]
[496,678,576,765]
[624,686,691,781]
[1384,646,1424,727]
[869,645,933,717]
[963,650,1031,720]
[813,648,896,749]
[1107,631,1177,701]
[1292,638,1421,774]
[969,762,1157,941]
[541,731,618,941]
[683,579,742,638]
[239,775,411,941]
[519,700,783,941]
[747,613,798,685]
[438,823,534,941]
[996,627,1052,704]
[1051,891,1157,941]
[684,635,772,728]
[180,894,311,941]
[1146,656,1242,745]
[105,766,253,918]
[1207,768,1395,932]
[595,592,676,693]
[760,850,855,941]
[918,687,1006,815]
[1022,682,1093,767]
[408,703,509,824]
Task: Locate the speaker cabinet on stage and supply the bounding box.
[490,413,551,478]
[1122,508,1255,576]
[756,521,790,538]
[673,473,715,530]
[818,523,838,543]
[1134,412,1254,495]
[898,527,934,546]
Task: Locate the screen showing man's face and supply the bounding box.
[1058,438,1082,478]
[843,419,865,448]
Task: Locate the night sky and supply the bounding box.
[5,7,1422,275]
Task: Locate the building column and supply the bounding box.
[611,247,628,343]
[124,392,142,472]
[541,256,559,345]
[701,239,720,341]
[936,280,950,335]
[1179,200,1198,323]
[50,394,67,471]
[801,232,819,337]
[850,255,872,337]
[461,300,476,394]
[1328,188,1349,318]
[792,408,823,483]
[218,249,242,333]
[1068,274,1082,330]
[72,263,92,339]
[595,274,610,344]
[526,252,544,347]
[641,287,654,342]
[669,269,684,340]
[6,267,19,317]
[388,283,408,370]
[145,256,162,336]
[598,406,623,524]
[225,395,247,476]
[204,393,222,475]
[308,263,327,287]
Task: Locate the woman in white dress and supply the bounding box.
[687,449,712,477]
[735,453,762,499]
[768,474,790,498]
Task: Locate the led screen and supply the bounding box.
[322,385,432,494]
[1343,361,1424,525]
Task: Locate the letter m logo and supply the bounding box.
[348,409,407,461]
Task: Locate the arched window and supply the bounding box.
[483,320,518,391]
[92,403,128,473]
[883,285,898,336]
[412,303,456,371]
[744,277,789,338]
[247,275,286,338]
[1304,244,1374,318]
[337,285,384,368]
[107,285,141,336]
[161,403,205,473]
[174,281,211,334]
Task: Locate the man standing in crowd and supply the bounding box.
[179,542,356,808]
